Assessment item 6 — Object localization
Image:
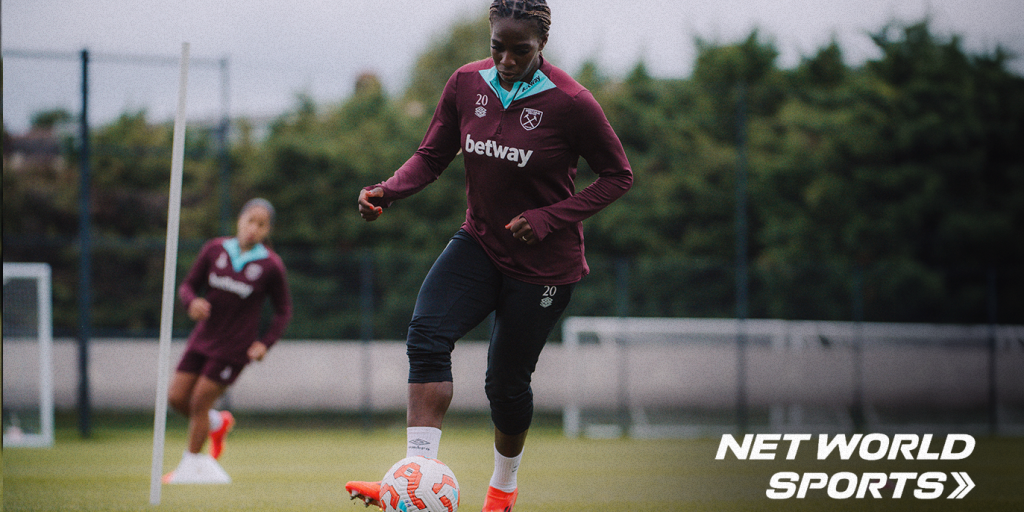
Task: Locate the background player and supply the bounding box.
[163,198,292,482]
[347,1,632,509]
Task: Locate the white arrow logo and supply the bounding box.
[947,472,974,499]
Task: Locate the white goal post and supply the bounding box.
[3,263,55,448]
[562,316,1024,439]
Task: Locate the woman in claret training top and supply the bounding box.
[345,1,631,510]
[163,198,291,484]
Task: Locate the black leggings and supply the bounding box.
[407,230,574,435]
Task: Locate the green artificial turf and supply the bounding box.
[3,412,1022,511]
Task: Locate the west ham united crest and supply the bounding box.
[520,108,543,131]
[244,263,263,281]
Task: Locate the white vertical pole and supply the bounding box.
[150,42,190,505]
[39,264,54,447]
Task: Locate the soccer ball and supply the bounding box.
[379,456,460,512]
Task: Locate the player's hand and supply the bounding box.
[247,341,268,362]
[506,215,538,245]
[187,297,211,322]
[358,187,385,221]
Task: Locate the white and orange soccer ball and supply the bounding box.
[379,456,460,512]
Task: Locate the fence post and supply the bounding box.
[851,265,865,432]
[218,57,232,236]
[734,81,749,433]
[615,257,630,317]
[77,48,93,439]
[360,251,375,430]
[987,266,999,435]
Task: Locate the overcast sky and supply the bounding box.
[4,0,1023,133]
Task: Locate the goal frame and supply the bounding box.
[561,316,780,439]
[561,316,1024,439]
[3,262,55,448]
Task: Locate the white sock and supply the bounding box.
[406,427,442,459]
[208,409,224,431]
[489,447,522,492]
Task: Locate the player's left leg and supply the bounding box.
[208,409,235,459]
[483,278,575,511]
[196,358,244,459]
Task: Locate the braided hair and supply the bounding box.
[489,0,551,39]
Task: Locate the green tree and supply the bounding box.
[758,21,1024,321]
[403,15,492,121]
[30,108,73,130]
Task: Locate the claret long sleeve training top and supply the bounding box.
[178,237,292,365]
[370,57,632,285]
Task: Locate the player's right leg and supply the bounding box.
[167,365,202,418]
[345,421,447,507]
[164,358,201,483]
[345,231,497,508]
[345,480,383,508]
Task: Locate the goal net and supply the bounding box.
[3,263,55,447]
[561,317,1024,439]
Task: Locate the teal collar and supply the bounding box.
[480,66,556,108]
[222,238,269,273]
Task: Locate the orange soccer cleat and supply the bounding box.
[481,486,518,512]
[208,411,235,460]
[345,480,383,509]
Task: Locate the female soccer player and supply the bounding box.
[163,198,292,483]
[346,1,632,509]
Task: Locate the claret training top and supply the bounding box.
[369,57,633,285]
[178,236,292,365]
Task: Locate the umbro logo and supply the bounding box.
[409,438,430,446]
